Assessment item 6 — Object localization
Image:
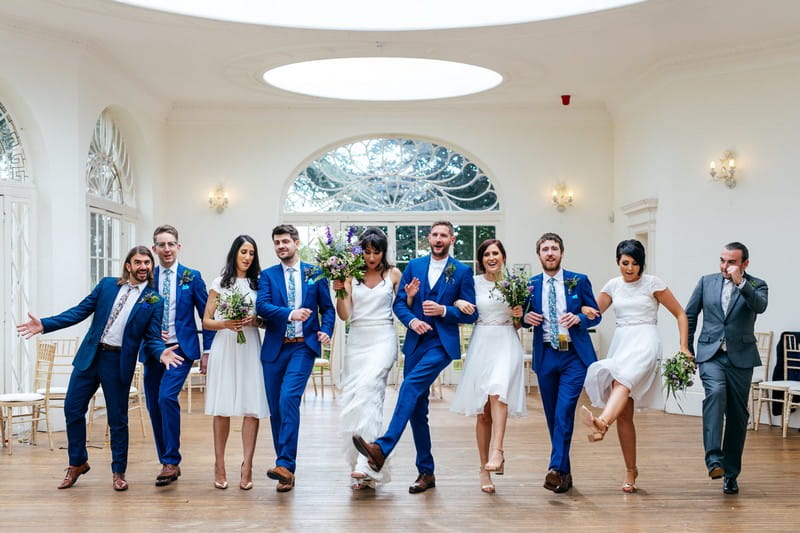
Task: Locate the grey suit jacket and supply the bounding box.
[685,272,768,368]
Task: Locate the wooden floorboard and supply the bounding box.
[2,385,799,532]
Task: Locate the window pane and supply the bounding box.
[395,225,416,263]
[453,225,474,261]
[476,225,496,245]
[416,225,431,257]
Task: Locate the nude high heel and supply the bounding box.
[580,405,609,442]
[622,467,638,493]
[485,448,505,475]
[479,466,495,494]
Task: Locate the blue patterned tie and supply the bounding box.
[101,283,134,340]
[286,267,296,338]
[161,269,171,331]
[547,277,559,349]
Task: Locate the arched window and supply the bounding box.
[0,101,28,182]
[86,109,137,286]
[284,136,500,272]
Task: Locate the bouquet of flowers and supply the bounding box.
[662,351,697,412]
[491,268,534,325]
[314,226,366,299]
[217,285,253,344]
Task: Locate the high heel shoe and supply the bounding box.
[484,448,505,475]
[214,480,228,489]
[479,467,495,494]
[580,405,609,442]
[239,462,253,491]
[622,467,638,493]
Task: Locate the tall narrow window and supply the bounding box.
[0,102,28,182]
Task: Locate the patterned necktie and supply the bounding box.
[721,279,733,316]
[286,267,297,338]
[161,269,171,331]
[101,283,134,340]
[547,277,559,349]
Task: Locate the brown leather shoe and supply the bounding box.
[543,469,572,493]
[58,463,91,489]
[156,464,181,486]
[276,478,295,492]
[408,473,436,494]
[352,435,385,472]
[113,472,129,491]
[266,465,294,485]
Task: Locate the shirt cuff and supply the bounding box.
[736,279,746,289]
[441,306,447,317]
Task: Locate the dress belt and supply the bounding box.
[99,342,121,352]
[283,337,305,344]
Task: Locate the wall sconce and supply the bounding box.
[552,183,573,211]
[208,187,229,213]
[709,151,736,188]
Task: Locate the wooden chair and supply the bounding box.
[392,321,407,389]
[0,341,56,454]
[185,360,206,414]
[754,333,800,435]
[37,337,79,412]
[309,339,335,398]
[748,331,773,428]
[518,328,534,393]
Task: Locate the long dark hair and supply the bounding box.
[221,235,261,290]
[356,227,392,281]
[119,246,155,285]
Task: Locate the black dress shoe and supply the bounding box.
[723,477,739,494]
[409,473,436,494]
[708,463,725,480]
[352,435,385,472]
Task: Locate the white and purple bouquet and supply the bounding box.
[217,285,253,344]
[314,226,366,299]
[491,268,534,325]
[662,351,696,412]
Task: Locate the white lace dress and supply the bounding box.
[450,275,528,417]
[204,277,269,418]
[584,274,667,409]
[339,276,398,484]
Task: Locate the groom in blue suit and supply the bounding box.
[257,224,335,492]
[16,246,181,491]
[143,225,215,486]
[523,233,601,493]
[354,221,476,493]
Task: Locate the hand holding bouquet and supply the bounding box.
[217,286,253,344]
[491,268,534,324]
[662,351,697,412]
[314,226,366,299]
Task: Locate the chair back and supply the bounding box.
[518,327,533,354]
[33,342,57,399]
[753,331,774,382]
[782,333,800,379]
[394,321,407,350]
[459,324,473,356]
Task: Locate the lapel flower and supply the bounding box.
[444,263,456,284]
[303,265,318,285]
[749,279,757,289]
[180,270,194,286]
[139,292,160,306]
[564,276,579,294]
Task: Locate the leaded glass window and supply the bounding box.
[87,110,134,206]
[285,137,499,213]
[0,102,28,182]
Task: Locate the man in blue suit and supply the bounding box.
[144,225,214,486]
[354,221,476,493]
[523,232,601,493]
[257,224,335,492]
[16,246,181,491]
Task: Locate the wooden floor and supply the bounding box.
[2,385,799,532]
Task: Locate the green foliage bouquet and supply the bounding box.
[314,226,366,299]
[662,351,697,412]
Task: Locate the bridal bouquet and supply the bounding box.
[662,351,697,412]
[314,226,366,299]
[217,285,253,344]
[491,268,534,324]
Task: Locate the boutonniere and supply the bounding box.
[138,293,160,306]
[444,263,456,284]
[564,276,579,295]
[179,270,194,287]
[749,280,757,289]
[304,265,318,285]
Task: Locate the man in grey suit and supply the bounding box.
[685,242,768,495]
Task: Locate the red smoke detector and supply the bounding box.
[561,94,571,106]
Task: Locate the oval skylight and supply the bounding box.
[263,58,502,101]
[114,0,647,31]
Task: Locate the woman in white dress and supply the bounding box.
[449,239,528,494]
[580,239,689,493]
[201,235,269,490]
[332,227,401,490]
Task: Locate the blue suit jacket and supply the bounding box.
[147,264,214,361]
[524,269,601,372]
[41,277,166,384]
[393,255,477,361]
[256,262,336,363]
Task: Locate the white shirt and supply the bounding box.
[282,262,303,335]
[100,280,147,346]
[541,268,570,342]
[157,264,179,344]
[428,256,448,288]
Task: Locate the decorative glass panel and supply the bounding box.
[87,110,134,206]
[0,102,28,182]
[89,211,125,287]
[285,137,499,213]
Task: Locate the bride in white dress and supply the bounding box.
[449,239,528,494]
[332,227,401,490]
[201,235,269,491]
[580,239,689,493]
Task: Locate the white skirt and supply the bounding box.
[450,324,528,417]
[584,323,664,410]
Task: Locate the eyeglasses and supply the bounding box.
[155,241,178,249]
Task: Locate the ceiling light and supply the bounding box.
[263,58,502,101]
[114,0,647,31]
